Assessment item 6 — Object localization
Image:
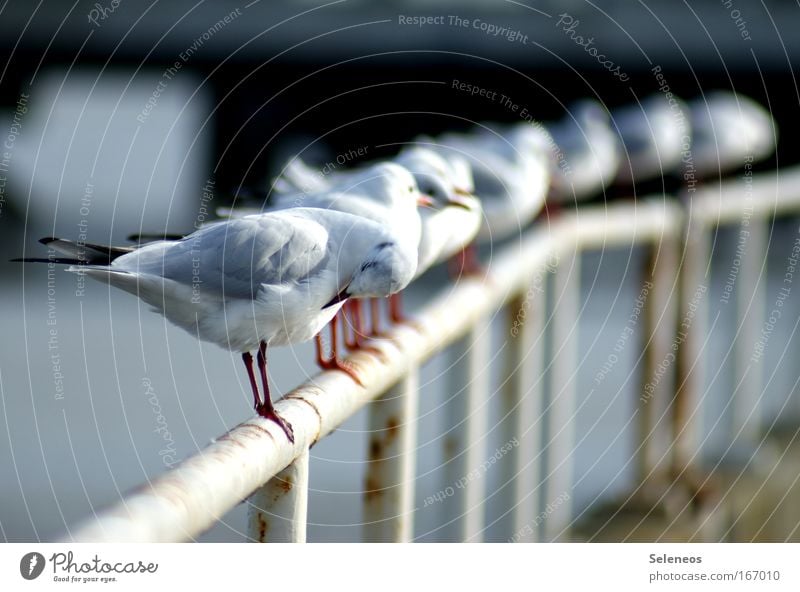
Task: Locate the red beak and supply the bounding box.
[417,194,436,208]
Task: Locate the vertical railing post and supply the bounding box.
[363,368,420,542]
[674,216,711,474]
[502,270,547,542]
[247,448,310,543]
[733,219,766,442]
[441,318,491,542]
[637,235,680,486]
[545,247,579,542]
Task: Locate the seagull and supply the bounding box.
[275,162,428,349]
[426,122,551,244]
[548,99,621,203]
[228,163,424,242]
[272,146,474,203]
[688,91,777,177]
[393,147,482,278]
[613,93,690,184]
[228,153,477,334]
[14,201,421,442]
[223,162,432,364]
[286,150,480,317]
[383,148,481,324]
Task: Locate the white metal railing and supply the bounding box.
[61,166,800,543]
[675,167,798,474]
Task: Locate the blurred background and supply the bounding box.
[0,0,799,542]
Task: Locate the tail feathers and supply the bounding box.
[273,158,326,194]
[283,158,316,184]
[271,177,295,194]
[41,237,132,263]
[66,265,131,276]
[11,237,133,265]
[11,257,87,265]
[127,232,186,243]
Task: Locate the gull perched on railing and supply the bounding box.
[548,99,621,203]
[390,147,481,277]
[272,145,474,203]
[688,91,777,177]
[13,172,425,442]
[428,122,551,243]
[239,162,429,358]
[227,150,480,338]
[271,146,479,278]
[613,93,691,184]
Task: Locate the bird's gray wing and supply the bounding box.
[114,213,330,300]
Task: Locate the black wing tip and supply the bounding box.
[11,257,84,265]
[322,288,350,309]
[127,232,186,242]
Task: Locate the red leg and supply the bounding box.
[343,300,363,351]
[329,313,340,360]
[541,197,562,220]
[460,244,483,276]
[389,290,425,334]
[369,298,382,336]
[314,315,364,385]
[242,352,261,409]
[315,332,326,367]
[345,300,390,361]
[448,243,483,279]
[388,292,405,324]
[345,300,383,350]
[352,300,366,345]
[243,346,294,443]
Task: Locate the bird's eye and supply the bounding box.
[408,186,414,193]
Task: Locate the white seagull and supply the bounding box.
[273,162,428,343]
[15,198,421,442]
[688,91,777,177]
[548,100,621,203]
[426,122,551,243]
[388,147,481,277]
[613,93,690,184]
[272,146,473,202]
[230,152,479,332]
